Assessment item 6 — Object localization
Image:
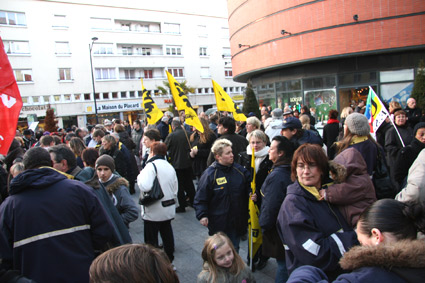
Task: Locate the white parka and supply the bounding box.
[137,158,178,221]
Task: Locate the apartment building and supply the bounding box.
[1,0,245,128]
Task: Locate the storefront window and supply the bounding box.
[304,89,336,122]
[380,69,413,83]
[257,84,275,108]
[303,76,335,90]
[338,71,377,86]
[276,79,301,109]
[380,82,413,108]
[338,87,371,113]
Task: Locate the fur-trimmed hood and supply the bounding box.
[103,176,129,194]
[85,174,129,194]
[340,240,425,270]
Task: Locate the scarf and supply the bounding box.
[246,145,270,173]
[327,118,339,124]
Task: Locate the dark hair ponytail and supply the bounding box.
[358,199,425,240]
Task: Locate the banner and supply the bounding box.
[248,147,262,259]
[365,87,389,134]
[212,80,246,121]
[166,71,204,133]
[141,79,163,125]
[0,37,23,155]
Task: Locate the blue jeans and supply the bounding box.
[275,259,289,283]
[225,229,241,253]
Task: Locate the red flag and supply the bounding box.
[0,37,23,155]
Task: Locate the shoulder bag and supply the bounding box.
[139,162,164,206]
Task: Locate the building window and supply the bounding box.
[74,94,81,101]
[138,47,151,55]
[59,68,72,81]
[140,24,149,32]
[84,93,91,101]
[204,88,210,94]
[221,27,229,39]
[168,68,184,78]
[3,40,30,54]
[121,23,131,31]
[201,67,210,78]
[0,11,27,26]
[14,69,32,82]
[64,94,71,101]
[225,68,233,77]
[43,96,50,103]
[122,46,133,55]
[124,69,135,79]
[138,91,143,97]
[54,95,61,102]
[52,15,67,28]
[380,69,414,83]
[144,70,153,79]
[90,17,112,30]
[222,47,231,58]
[199,47,207,56]
[121,91,127,98]
[112,92,118,98]
[32,96,40,104]
[163,23,180,34]
[197,25,207,37]
[22,97,28,104]
[93,43,113,55]
[166,46,182,56]
[55,42,71,55]
[197,88,203,94]
[95,68,116,80]
[102,93,109,99]
[129,91,135,98]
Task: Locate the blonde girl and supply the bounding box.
[198,232,255,283]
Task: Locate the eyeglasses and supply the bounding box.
[296,163,317,171]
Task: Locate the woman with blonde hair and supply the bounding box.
[69,137,87,168]
[198,232,255,283]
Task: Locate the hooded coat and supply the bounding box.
[287,240,425,283]
[277,180,358,279]
[325,147,376,227]
[100,175,138,226]
[0,167,114,283]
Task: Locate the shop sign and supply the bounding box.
[85,102,142,113]
[164,99,173,103]
[232,95,244,101]
[21,105,49,112]
[290,96,303,103]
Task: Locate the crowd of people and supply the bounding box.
[1,97,425,283]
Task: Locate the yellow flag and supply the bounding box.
[212,80,246,122]
[248,146,262,258]
[166,71,204,133]
[141,79,163,125]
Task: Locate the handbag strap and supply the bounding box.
[151,162,158,175]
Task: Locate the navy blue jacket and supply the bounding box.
[194,161,251,236]
[259,164,292,232]
[295,129,323,147]
[0,167,115,283]
[277,181,358,278]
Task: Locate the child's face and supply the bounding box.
[214,243,234,268]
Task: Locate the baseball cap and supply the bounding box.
[276,117,302,129]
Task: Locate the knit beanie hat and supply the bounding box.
[345,113,370,136]
[413,122,425,136]
[95,155,115,172]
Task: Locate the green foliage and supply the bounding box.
[157,86,168,95]
[242,85,261,118]
[162,80,195,95]
[411,59,425,113]
[44,108,57,132]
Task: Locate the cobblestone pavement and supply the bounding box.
[129,184,276,283]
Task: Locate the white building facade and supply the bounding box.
[1,0,244,128]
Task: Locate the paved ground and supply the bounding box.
[129,184,277,283]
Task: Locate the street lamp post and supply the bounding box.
[89,37,98,124]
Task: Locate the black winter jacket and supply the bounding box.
[194,161,251,236]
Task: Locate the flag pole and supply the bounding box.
[387,115,406,147]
